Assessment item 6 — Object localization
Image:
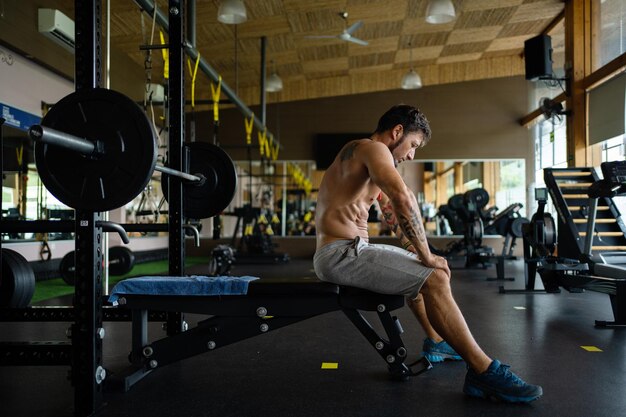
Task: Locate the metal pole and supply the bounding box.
[167,0,185,335]
[281,161,287,236]
[103,0,111,296]
[186,0,195,48]
[154,164,200,182]
[133,0,282,150]
[29,125,96,155]
[260,36,267,126]
[73,0,104,415]
[1,118,5,255]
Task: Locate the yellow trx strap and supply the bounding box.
[271,214,280,224]
[210,75,222,123]
[257,213,268,224]
[244,114,254,145]
[258,128,267,157]
[186,54,201,109]
[271,142,279,161]
[244,224,254,236]
[265,225,274,235]
[304,212,312,222]
[15,145,23,166]
[159,30,169,79]
[265,134,272,159]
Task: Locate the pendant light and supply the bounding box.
[217,0,247,25]
[401,43,422,90]
[266,60,283,93]
[425,0,456,24]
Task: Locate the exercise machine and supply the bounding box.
[502,162,626,327]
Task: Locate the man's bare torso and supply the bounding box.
[315,139,388,249]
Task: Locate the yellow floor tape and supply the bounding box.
[580,346,603,352]
[321,362,339,369]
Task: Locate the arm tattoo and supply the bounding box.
[380,201,400,235]
[398,208,427,244]
[339,142,359,161]
[381,200,420,250]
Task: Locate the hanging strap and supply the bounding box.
[15,145,23,167]
[159,30,169,79]
[187,54,201,109]
[244,114,254,145]
[211,76,222,123]
[258,128,267,158]
[265,134,273,159]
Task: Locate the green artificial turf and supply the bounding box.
[32,256,210,304]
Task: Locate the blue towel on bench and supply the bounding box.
[108,275,259,305]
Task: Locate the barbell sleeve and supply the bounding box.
[29,125,98,156]
[154,165,202,183]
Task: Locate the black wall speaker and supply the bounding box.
[524,34,553,81]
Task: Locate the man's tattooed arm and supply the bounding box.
[378,193,424,254]
[379,190,432,264]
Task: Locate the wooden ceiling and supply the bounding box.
[57,0,565,105]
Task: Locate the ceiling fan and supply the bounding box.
[305,12,369,46]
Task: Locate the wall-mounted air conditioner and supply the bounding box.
[38,9,75,53]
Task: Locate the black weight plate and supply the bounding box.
[448,194,465,212]
[162,142,238,219]
[60,251,76,285]
[35,88,157,212]
[510,217,530,238]
[468,218,483,246]
[109,246,135,276]
[464,188,490,210]
[4,249,28,308]
[0,249,35,308]
[543,214,556,249]
[18,259,36,308]
[0,249,20,307]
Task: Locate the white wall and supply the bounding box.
[0,45,72,118]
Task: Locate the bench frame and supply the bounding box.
[115,282,432,390]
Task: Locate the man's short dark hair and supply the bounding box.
[374,104,432,144]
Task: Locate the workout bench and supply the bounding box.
[110,276,432,390]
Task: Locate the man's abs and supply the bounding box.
[316,209,369,248]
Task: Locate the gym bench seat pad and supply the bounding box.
[108,275,259,305]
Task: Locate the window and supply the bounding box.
[601,135,626,162]
[597,0,626,68]
[534,116,567,187]
[599,135,626,216]
[462,162,483,190]
[496,160,526,212]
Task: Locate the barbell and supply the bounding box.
[29,88,237,217]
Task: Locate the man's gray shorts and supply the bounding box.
[313,237,434,300]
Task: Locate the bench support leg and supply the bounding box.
[342,308,431,380]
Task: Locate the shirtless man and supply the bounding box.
[313,105,542,403]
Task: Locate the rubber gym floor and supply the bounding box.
[1,257,625,417]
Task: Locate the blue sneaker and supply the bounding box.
[422,338,462,363]
[464,360,543,403]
